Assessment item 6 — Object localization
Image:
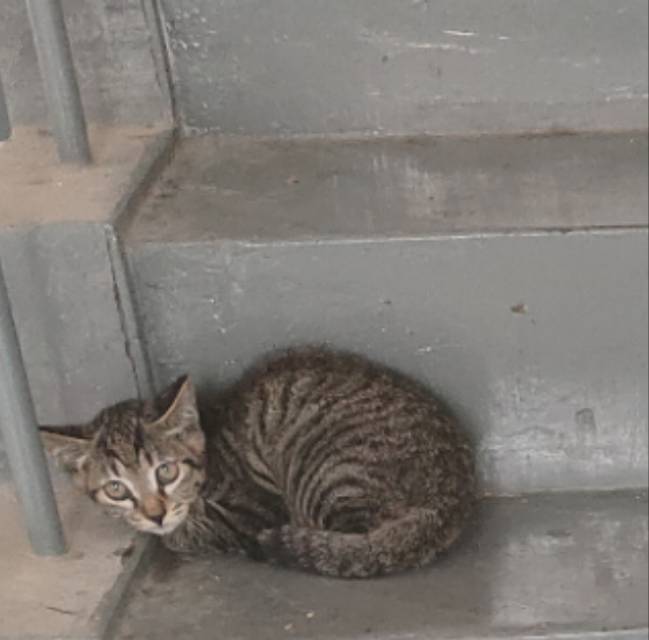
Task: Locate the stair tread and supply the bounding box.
[115,491,648,640]
[127,132,647,245]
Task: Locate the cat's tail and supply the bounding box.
[257,507,468,579]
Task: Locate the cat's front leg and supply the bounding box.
[161,526,216,554]
[161,505,234,554]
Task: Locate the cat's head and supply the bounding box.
[41,377,206,536]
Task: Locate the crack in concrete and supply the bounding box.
[104,226,155,404]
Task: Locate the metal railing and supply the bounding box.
[25,0,91,164]
[0,263,66,555]
[0,73,9,141]
[0,0,95,556]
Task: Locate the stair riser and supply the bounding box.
[129,229,648,496]
[162,0,648,135]
[0,224,139,425]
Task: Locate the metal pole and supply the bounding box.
[0,72,10,141]
[25,0,91,164]
[0,259,66,555]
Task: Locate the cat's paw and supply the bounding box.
[257,527,296,565]
[257,527,283,550]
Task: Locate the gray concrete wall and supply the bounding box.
[128,230,649,496]
[0,0,170,127]
[0,224,140,425]
[160,0,648,135]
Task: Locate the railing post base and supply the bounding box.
[25,0,91,165]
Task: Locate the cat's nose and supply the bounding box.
[142,496,166,526]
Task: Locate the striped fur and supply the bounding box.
[42,346,476,578]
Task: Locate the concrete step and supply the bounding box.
[121,132,648,496]
[160,0,648,136]
[113,491,648,640]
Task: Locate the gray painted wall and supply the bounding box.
[128,230,649,495]
[0,224,140,426]
[0,0,170,127]
[160,0,648,135]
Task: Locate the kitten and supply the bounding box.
[42,347,476,578]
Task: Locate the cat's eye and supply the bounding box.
[156,461,179,485]
[103,480,130,501]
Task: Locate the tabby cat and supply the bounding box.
[42,347,475,578]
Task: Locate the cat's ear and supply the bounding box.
[150,376,205,455]
[154,375,199,431]
[40,428,91,480]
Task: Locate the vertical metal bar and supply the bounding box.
[25,0,91,164]
[0,73,10,141]
[0,259,66,556]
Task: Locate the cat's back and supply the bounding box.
[235,347,473,509]
[237,345,431,402]
[224,346,461,443]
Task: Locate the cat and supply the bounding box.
[41,346,476,578]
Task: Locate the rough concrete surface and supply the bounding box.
[0,0,170,127]
[160,0,648,135]
[0,454,146,640]
[112,492,648,640]
[128,133,648,243]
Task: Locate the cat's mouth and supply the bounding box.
[148,521,184,535]
[128,505,190,535]
[132,518,184,536]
